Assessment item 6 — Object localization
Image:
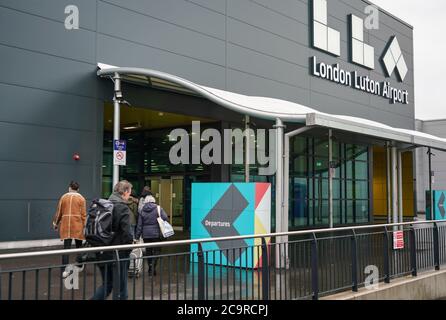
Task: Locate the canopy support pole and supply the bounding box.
[274,118,285,269]
[329,129,333,228]
[387,143,392,224]
[245,115,250,183]
[112,73,121,190]
[391,147,398,231]
[282,126,313,270]
[398,150,403,227]
[428,147,433,220]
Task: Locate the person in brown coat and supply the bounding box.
[52,181,87,270]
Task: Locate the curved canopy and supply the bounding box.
[97,63,446,151]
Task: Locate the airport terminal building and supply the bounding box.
[1,0,442,245]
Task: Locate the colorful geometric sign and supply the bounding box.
[426,190,446,221]
[191,183,271,269]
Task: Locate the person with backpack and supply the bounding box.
[91,180,133,300]
[52,181,87,276]
[135,195,169,276]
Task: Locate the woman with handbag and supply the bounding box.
[135,195,169,276]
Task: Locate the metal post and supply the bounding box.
[112,73,121,189]
[391,147,398,231]
[398,151,403,227]
[409,226,418,277]
[428,148,433,220]
[311,233,319,300]
[386,144,392,224]
[274,119,285,269]
[283,133,291,265]
[351,230,358,292]
[245,115,250,183]
[261,238,270,300]
[283,126,313,270]
[433,222,440,270]
[0,267,2,300]
[8,272,12,301]
[383,226,390,283]
[113,250,121,300]
[197,243,205,300]
[329,129,333,229]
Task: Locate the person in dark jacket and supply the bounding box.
[91,180,133,300]
[127,191,139,240]
[135,195,169,276]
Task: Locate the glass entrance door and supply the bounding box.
[160,178,172,222]
[149,176,184,230]
[172,176,184,231]
[150,178,161,204]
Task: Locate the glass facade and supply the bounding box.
[289,136,371,229]
[229,126,276,229]
[103,130,209,196]
[102,123,371,231]
[102,125,217,230]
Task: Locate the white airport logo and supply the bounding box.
[350,14,375,69]
[312,0,341,56]
[382,36,408,81]
[312,0,407,82]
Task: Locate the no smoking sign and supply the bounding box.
[113,140,127,166]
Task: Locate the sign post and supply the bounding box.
[113,140,127,166]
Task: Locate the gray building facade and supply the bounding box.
[0,0,415,242]
[416,119,446,214]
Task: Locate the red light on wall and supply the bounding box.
[73,154,80,161]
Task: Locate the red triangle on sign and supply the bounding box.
[255,183,270,209]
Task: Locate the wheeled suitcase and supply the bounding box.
[128,247,143,278]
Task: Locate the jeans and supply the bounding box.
[91,260,129,300]
[62,239,83,266]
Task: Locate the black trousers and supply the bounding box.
[62,239,83,266]
[91,260,129,300]
[143,238,161,273]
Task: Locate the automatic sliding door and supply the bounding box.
[172,176,184,230]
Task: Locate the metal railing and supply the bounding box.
[1,220,445,300]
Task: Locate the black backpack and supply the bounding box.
[85,199,115,247]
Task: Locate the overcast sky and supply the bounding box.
[371,0,446,120]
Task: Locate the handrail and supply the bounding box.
[0,220,442,261]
